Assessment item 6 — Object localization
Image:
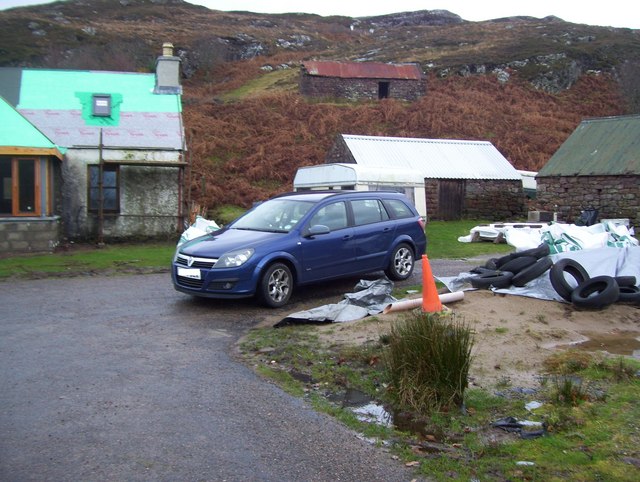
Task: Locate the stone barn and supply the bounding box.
[294,134,525,221]
[299,61,426,102]
[536,115,640,226]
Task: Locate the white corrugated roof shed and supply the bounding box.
[342,134,521,180]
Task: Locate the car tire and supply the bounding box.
[614,276,637,288]
[617,285,640,304]
[571,275,620,309]
[470,266,500,275]
[470,271,514,289]
[512,257,553,287]
[498,256,537,275]
[514,244,551,259]
[484,258,499,270]
[549,258,590,302]
[385,243,415,281]
[259,262,293,308]
[494,253,515,268]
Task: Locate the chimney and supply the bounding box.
[154,42,182,94]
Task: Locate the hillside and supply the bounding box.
[2,0,639,211]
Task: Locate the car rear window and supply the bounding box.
[384,199,414,219]
[351,199,389,225]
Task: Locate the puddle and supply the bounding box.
[564,331,640,358]
[328,388,439,437]
[352,402,394,427]
[328,388,394,426]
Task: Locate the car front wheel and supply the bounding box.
[259,262,293,308]
[385,243,415,281]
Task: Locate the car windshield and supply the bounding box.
[231,199,314,233]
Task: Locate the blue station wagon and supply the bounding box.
[172,191,427,307]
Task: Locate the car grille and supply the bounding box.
[176,275,204,289]
[175,253,217,269]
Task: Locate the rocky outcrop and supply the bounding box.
[362,10,464,27]
[438,53,585,93]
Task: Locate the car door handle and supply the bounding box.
[383,227,392,232]
[342,234,353,240]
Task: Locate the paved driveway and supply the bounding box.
[0,273,429,481]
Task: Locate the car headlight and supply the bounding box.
[214,248,255,268]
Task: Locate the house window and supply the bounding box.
[88,164,119,212]
[0,157,41,216]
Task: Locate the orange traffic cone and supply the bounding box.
[422,254,443,312]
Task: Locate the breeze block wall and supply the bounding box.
[536,175,640,226]
[0,217,61,254]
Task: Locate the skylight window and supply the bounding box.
[92,94,111,117]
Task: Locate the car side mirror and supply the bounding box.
[306,224,331,237]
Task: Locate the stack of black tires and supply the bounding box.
[469,244,640,309]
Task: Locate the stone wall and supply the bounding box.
[424,179,525,220]
[0,217,61,254]
[299,75,426,102]
[324,136,355,163]
[536,175,639,225]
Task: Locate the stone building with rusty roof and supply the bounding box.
[299,61,426,101]
[536,115,640,226]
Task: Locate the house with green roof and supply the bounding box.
[0,42,185,252]
[0,97,64,252]
[536,115,640,226]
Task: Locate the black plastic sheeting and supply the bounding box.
[275,277,396,327]
[438,246,640,302]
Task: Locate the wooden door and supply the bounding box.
[438,179,464,220]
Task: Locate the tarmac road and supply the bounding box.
[0,258,480,481]
[0,271,422,482]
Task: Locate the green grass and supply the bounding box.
[0,241,176,279]
[239,321,640,481]
[0,219,512,280]
[219,69,299,102]
[426,220,513,259]
[209,204,247,225]
[385,312,473,412]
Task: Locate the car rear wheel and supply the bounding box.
[386,243,415,281]
[259,262,293,308]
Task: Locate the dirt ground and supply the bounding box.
[311,290,640,389]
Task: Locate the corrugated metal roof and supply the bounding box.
[303,61,423,80]
[538,115,640,177]
[0,96,63,158]
[341,134,521,180]
[0,68,183,150]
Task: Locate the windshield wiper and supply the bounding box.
[233,226,287,233]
